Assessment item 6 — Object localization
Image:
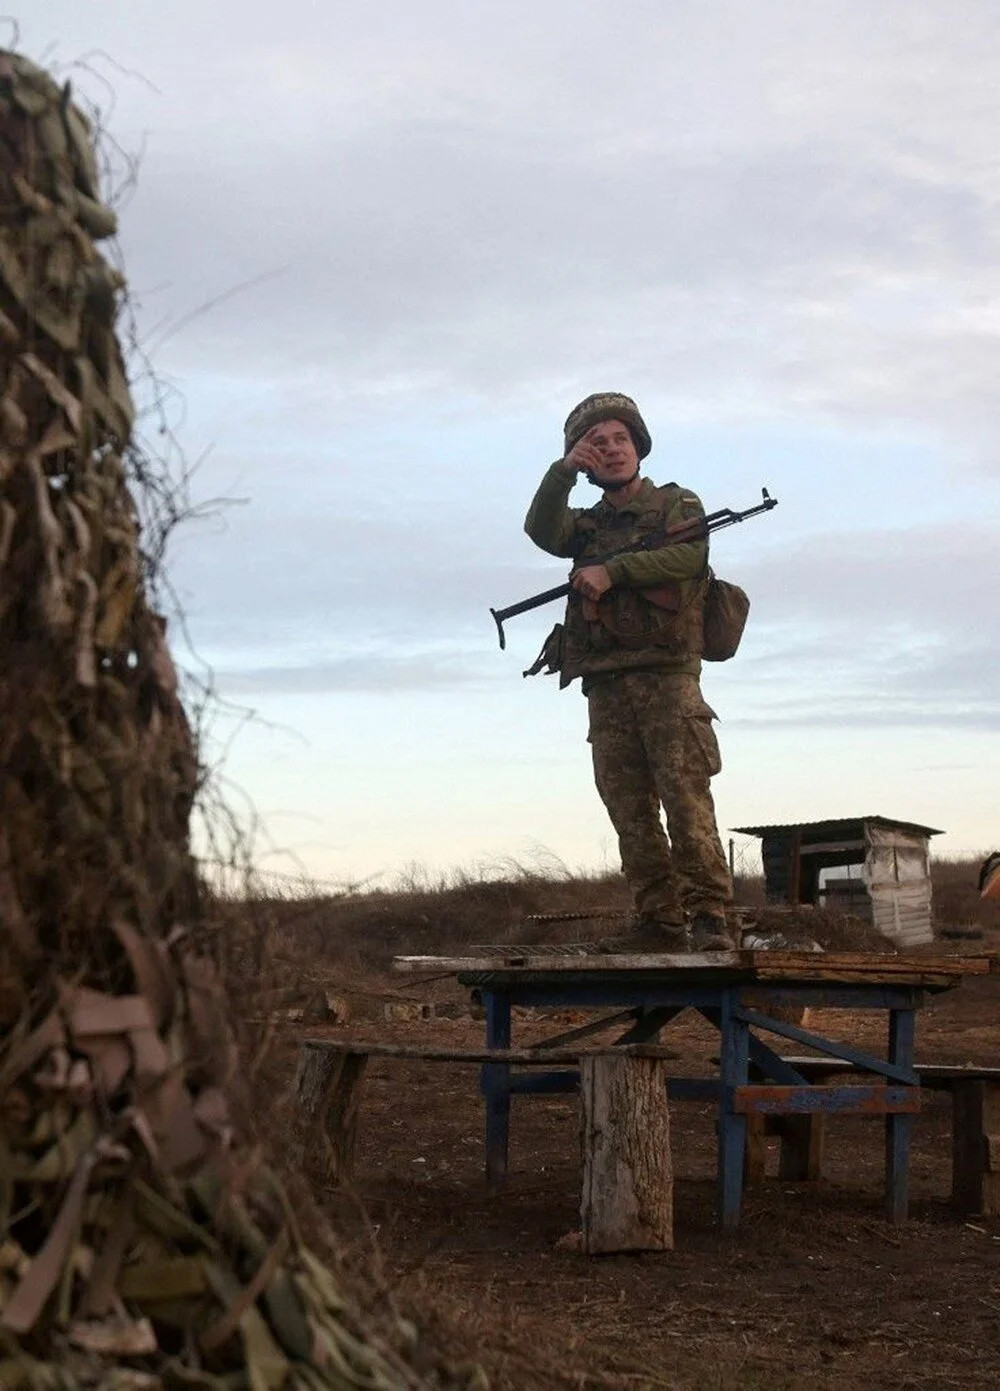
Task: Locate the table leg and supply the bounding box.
[717,990,750,1229]
[617,1004,688,1044]
[482,989,511,1187]
[885,1009,915,1223]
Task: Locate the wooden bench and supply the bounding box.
[294,1039,678,1253]
[295,1038,999,1229]
[746,1056,1000,1213]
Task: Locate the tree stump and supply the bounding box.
[295,1043,369,1186]
[580,1054,673,1253]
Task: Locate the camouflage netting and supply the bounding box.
[0,51,443,1389]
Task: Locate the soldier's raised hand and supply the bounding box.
[562,434,604,478]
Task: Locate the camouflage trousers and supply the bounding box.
[587,670,732,921]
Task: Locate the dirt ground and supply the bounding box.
[260,946,1000,1391]
[234,869,1000,1391]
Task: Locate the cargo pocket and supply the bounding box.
[684,694,722,778]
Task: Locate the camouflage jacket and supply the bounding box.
[523,462,709,685]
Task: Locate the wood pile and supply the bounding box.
[0,51,447,1389]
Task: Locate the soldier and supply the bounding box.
[524,392,734,950]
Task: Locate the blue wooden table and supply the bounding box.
[395,949,987,1227]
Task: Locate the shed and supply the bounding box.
[731,815,944,948]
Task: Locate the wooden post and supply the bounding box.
[579,1054,673,1254]
[746,1114,825,1184]
[952,1080,1000,1215]
[295,1043,368,1186]
[744,1114,767,1185]
[776,1115,826,1181]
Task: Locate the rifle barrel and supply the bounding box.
[491,488,777,649]
[490,581,571,649]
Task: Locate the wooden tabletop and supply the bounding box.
[393,949,996,989]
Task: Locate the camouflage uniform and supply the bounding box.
[587,670,730,922]
[524,398,732,926]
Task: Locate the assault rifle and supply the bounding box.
[490,487,777,649]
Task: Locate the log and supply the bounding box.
[579,1054,673,1254]
[294,1044,368,1186]
[952,1080,1000,1215]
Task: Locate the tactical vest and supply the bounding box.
[559,483,706,685]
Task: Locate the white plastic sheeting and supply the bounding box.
[863,825,934,947]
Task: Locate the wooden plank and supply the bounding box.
[526,1007,640,1051]
[393,951,738,973]
[392,951,992,981]
[916,1064,1000,1083]
[732,1085,921,1115]
[299,1039,680,1064]
[779,1057,1000,1087]
[580,1055,673,1253]
[751,969,956,988]
[718,997,750,1229]
[737,1008,918,1083]
[746,951,989,975]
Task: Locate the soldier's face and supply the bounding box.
[584,419,639,485]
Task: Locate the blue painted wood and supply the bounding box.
[718,988,750,1230]
[616,1004,689,1043]
[528,1008,640,1052]
[735,1085,919,1115]
[470,971,928,1226]
[735,1007,918,1084]
[482,991,511,1186]
[747,1035,809,1085]
[739,986,924,1011]
[886,1010,916,1223]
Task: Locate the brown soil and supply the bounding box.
[240,865,1000,1390]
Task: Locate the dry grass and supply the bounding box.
[213,854,994,977]
[931,854,1000,932]
[206,852,1000,1390]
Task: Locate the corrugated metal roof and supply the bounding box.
[731,815,943,839]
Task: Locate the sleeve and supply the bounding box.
[523,461,584,558]
[604,489,708,586]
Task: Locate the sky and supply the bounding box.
[20,2,1000,887]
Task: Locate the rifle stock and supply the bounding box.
[491,487,777,649]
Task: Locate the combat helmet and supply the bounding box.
[563,392,652,460]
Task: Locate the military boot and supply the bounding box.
[689,912,735,951]
[597,914,690,954]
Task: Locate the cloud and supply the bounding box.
[720,521,1000,727]
[215,650,488,695]
[29,0,989,454]
[15,2,1000,865]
